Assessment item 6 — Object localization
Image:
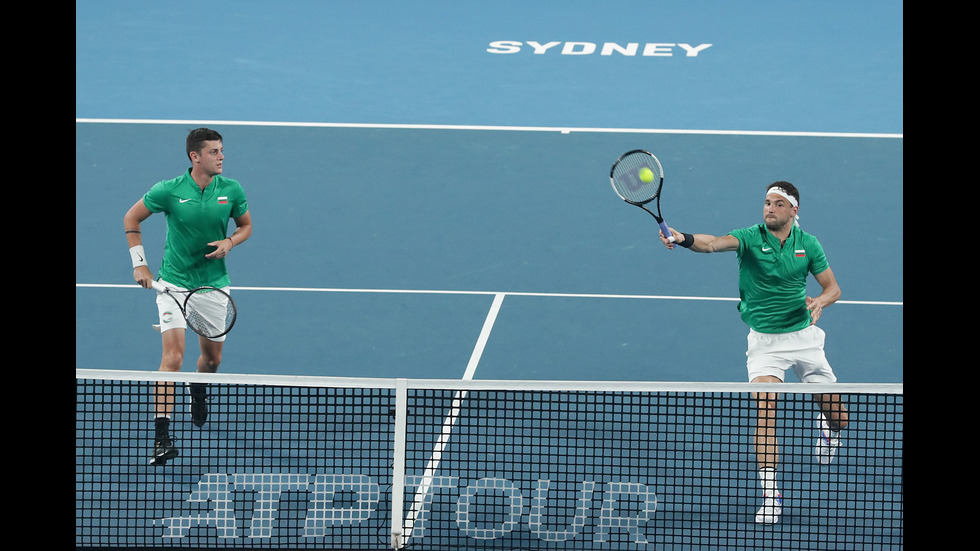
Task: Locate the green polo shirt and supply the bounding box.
[142,169,248,289]
[728,223,830,333]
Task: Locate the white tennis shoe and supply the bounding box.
[816,413,841,465]
[755,491,783,524]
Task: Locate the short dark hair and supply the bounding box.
[767,181,799,205]
[186,128,223,161]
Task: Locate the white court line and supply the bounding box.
[401,292,505,544]
[75,283,904,307]
[75,118,903,139]
[462,293,506,379]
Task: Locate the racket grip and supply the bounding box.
[658,221,676,244]
[150,280,167,292]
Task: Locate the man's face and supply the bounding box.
[192,140,224,176]
[763,193,798,232]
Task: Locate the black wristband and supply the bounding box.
[679,233,695,248]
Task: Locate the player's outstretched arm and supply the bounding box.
[660,228,738,253]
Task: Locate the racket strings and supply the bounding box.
[611,153,663,204]
[184,289,235,338]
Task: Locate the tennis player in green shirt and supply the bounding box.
[660,181,847,524]
[123,128,253,466]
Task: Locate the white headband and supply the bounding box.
[767,186,800,227]
[767,187,798,208]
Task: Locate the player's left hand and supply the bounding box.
[805,296,823,325]
[206,239,233,259]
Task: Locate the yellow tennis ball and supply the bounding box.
[638,167,654,183]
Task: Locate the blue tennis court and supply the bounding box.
[76,2,902,384]
[75,125,903,382]
[76,2,903,549]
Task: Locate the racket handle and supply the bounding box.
[658,221,676,244]
[150,280,167,292]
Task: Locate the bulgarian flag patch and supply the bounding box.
[795,249,806,258]
[217,196,228,204]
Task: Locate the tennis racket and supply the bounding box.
[609,149,674,244]
[151,280,238,338]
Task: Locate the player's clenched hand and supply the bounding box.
[133,265,154,289]
[660,227,679,250]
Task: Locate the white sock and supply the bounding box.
[759,467,779,495]
[820,414,840,436]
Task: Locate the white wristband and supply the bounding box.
[130,245,148,268]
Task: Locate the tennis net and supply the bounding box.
[76,369,902,550]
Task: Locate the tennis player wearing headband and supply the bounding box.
[659,181,847,525]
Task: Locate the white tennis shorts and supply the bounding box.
[745,325,836,383]
[155,279,229,343]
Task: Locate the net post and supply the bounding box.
[390,378,408,549]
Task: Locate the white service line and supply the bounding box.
[462,292,506,380]
[402,292,506,544]
[75,283,903,307]
[75,118,903,139]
